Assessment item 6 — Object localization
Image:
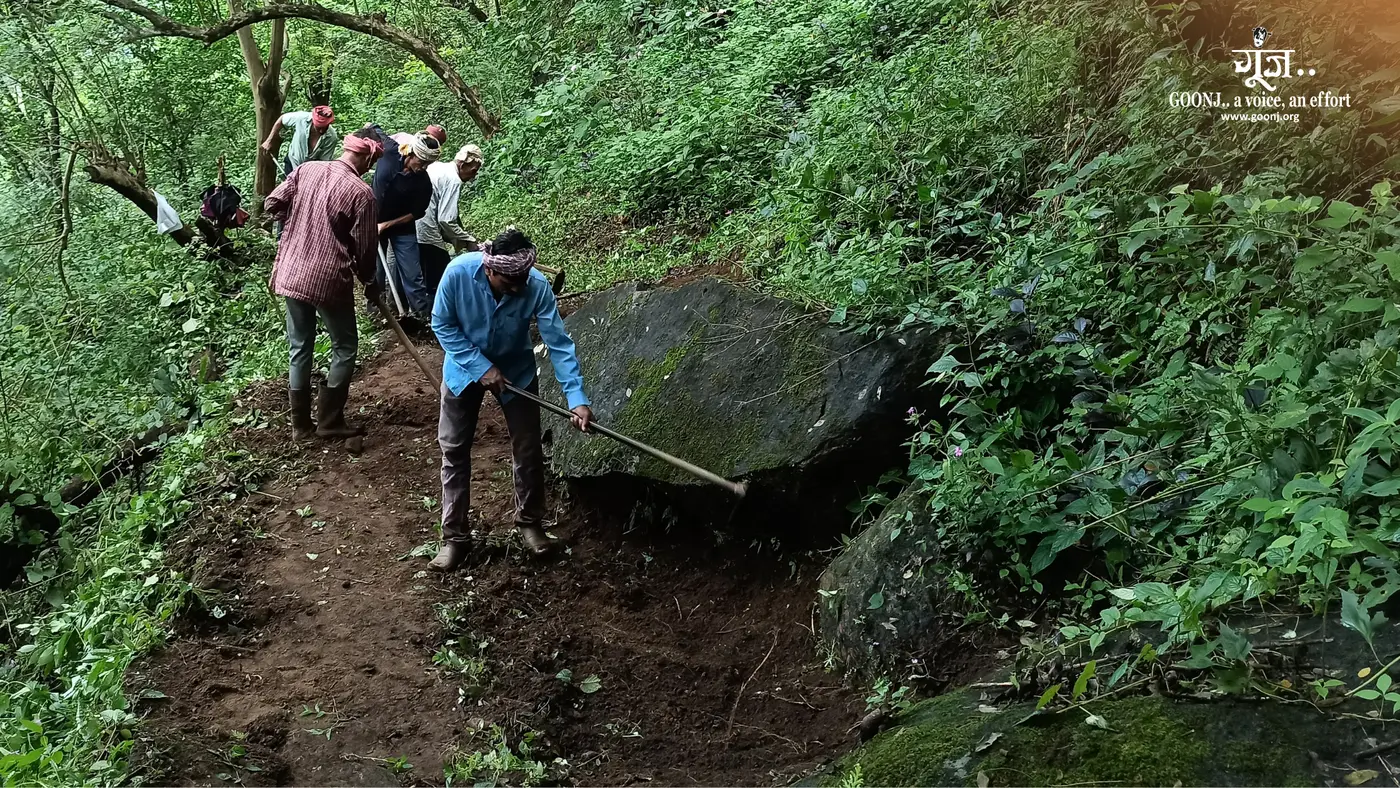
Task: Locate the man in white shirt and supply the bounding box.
[417,145,484,297]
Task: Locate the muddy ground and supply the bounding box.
[130,338,866,787]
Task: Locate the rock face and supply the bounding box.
[817,486,956,679]
[820,690,1357,787]
[540,277,940,492]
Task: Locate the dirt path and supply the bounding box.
[133,340,862,786]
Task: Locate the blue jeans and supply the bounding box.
[377,233,430,316]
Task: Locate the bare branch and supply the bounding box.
[55,146,78,300]
[266,17,287,77]
[230,0,266,87]
[94,0,499,135]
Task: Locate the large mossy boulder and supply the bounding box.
[818,486,956,679]
[825,690,1360,787]
[540,278,940,489]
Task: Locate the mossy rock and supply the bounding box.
[830,690,1365,787]
[539,278,942,486]
[818,485,958,679]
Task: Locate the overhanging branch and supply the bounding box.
[95,0,499,136]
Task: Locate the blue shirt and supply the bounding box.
[432,253,590,409]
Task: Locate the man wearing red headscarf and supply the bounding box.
[264,130,385,442]
[261,105,340,180]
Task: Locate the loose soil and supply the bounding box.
[132,337,865,787]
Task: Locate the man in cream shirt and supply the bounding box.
[417,145,484,297]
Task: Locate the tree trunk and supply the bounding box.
[232,0,287,198]
[98,0,500,137]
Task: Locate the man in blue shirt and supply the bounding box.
[430,228,593,570]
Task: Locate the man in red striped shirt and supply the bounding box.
[265,129,385,440]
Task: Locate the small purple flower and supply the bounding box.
[906,407,916,416]
[953,446,964,458]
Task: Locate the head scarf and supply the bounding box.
[401,133,442,163]
[311,105,335,129]
[482,239,537,278]
[426,124,447,144]
[456,144,484,165]
[342,134,383,159]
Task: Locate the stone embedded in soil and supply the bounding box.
[817,688,1368,787]
[539,277,942,486]
[817,485,957,679]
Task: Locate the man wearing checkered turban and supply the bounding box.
[428,227,594,570]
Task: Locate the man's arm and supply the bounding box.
[260,115,285,155]
[535,283,590,409]
[264,167,298,222]
[379,213,416,233]
[350,191,380,286]
[435,178,474,248]
[431,268,493,390]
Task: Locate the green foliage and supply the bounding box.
[444,726,561,787]
[2,0,1399,780]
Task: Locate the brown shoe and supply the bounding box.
[315,384,364,439]
[517,524,558,557]
[428,542,469,571]
[289,387,315,440]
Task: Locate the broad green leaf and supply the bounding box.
[579,674,603,694]
[1240,498,1275,512]
[980,456,1005,476]
[1036,683,1061,710]
[1379,250,1400,282]
[1108,660,1132,688]
[1293,247,1335,273]
[1339,297,1385,314]
[1344,407,1387,425]
[1343,460,1369,500]
[1072,661,1096,700]
[867,591,885,610]
[1364,478,1400,497]
[1218,623,1251,662]
[1342,590,1377,647]
[928,354,961,374]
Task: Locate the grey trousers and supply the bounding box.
[438,379,545,543]
[285,297,357,390]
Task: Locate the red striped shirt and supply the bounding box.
[266,159,379,309]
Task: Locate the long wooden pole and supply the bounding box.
[372,298,746,497]
[501,382,746,497]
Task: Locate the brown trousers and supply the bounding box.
[438,379,545,543]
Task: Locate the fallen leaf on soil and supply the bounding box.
[973,733,1002,753]
[1084,713,1109,730]
[306,553,318,560]
[977,771,990,788]
[1346,769,1379,786]
[1360,667,1373,678]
